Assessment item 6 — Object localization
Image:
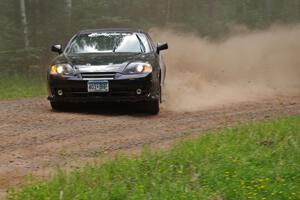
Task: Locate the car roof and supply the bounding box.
[78,28,146,35]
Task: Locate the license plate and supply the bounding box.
[87,81,109,92]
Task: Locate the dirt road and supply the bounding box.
[0,96,299,194]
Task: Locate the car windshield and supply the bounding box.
[65,32,151,54]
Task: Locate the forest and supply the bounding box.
[1,0,300,72]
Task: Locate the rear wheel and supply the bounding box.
[50,101,65,111]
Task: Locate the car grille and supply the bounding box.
[81,72,116,80]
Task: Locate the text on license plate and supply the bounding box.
[87,81,109,92]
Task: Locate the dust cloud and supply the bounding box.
[150,25,300,112]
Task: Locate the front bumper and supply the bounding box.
[47,73,158,103]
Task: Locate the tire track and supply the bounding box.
[0,96,299,193]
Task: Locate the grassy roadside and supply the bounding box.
[8,116,300,200]
[0,74,46,100]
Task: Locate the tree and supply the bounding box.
[296,0,299,19]
[65,0,72,23]
[166,0,172,26]
[265,0,272,23]
[20,0,29,48]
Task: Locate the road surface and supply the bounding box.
[0,95,299,196]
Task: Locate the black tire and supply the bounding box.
[145,99,160,115]
[50,101,65,111]
[160,85,162,103]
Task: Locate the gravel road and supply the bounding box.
[0,95,299,195]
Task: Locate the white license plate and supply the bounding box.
[87,81,109,92]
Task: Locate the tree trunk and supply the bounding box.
[20,0,29,48]
[65,0,72,23]
[296,0,299,19]
[64,0,72,35]
[265,0,272,22]
[241,0,247,19]
[208,0,215,18]
[166,0,171,26]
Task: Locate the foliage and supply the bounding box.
[0,73,46,100]
[0,0,300,94]
[1,0,300,51]
[1,0,300,71]
[8,116,300,200]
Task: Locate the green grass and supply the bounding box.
[0,74,46,100]
[8,116,300,200]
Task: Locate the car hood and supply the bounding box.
[53,53,154,73]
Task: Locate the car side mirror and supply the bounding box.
[157,42,168,54]
[51,44,63,54]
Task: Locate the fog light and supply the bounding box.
[136,89,142,95]
[57,90,63,96]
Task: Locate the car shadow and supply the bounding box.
[51,102,154,117]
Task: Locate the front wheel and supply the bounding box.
[144,99,160,115]
[50,101,66,111]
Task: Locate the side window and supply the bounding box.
[145,34,156,52]
[137,33,152,53]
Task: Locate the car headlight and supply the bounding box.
[123,63,153,74]
[50,64,74,75]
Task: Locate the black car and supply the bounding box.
[47,28,168,114]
